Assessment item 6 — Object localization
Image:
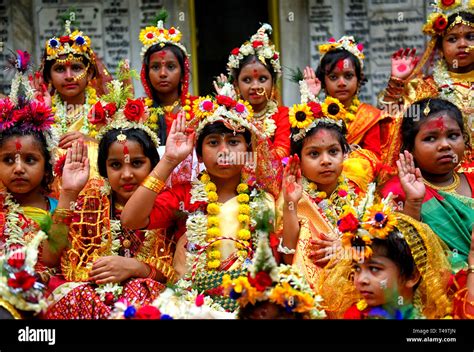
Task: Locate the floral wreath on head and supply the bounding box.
[0,50,59,167]
[227,23,281,79]
[221,217,326,319]
[139,11,191,109]
[423,0,474,37]
[318,36,365,69]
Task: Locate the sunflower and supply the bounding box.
[322,97,346,121]
[362,204,398,239]
[139,26,161,46]
[289,104,314,129]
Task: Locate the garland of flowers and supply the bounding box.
[433,59,473,112]
[252,100,278,138]
[143,94,193,133]
[302,176,356,226]
[52,85,98,136]
[187,172,260,273]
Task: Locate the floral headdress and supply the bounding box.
[190,85,259,138]
[0,50,58,166]
[289,81,354,142]
[89,79,160,147]
[423,0,474,37]
[337,183,398,261]
[227,23,281,79]
[318,36,365,68]
[221,229,326,318]
[44,19,94,64]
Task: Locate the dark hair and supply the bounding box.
[290,121,350,158]
[231,55,277,83]
[195,121,252,158]
[315,49,366,90]
[97,128,160,178]
[143,43,186,102]
[438,12,474,48]
[371,230,419,287]
[237,300,306,320]
[42,53,96,84]
[401,98,468,152]
[0,126,54,194]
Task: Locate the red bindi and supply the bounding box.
[253,69,259,79]
[424,116,446,132]
[336,59,345,71]
[15,138,22,153]
[157,50,167,58]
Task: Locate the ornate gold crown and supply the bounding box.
[423,0,474,36]
[318,36,365,68]
[139,20,187,58]
[44,20,94,62]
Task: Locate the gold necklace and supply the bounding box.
[422,173,460,192]
[163,100,180,114]
[253,100,278,120]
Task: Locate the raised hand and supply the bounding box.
[29,71,52,107]
[282,154,303,206]
[213,73,229,95]
[61,141,90,193]
[391,48,419,80]
[163,112,195,166]
[397,150,425,202]
[303,66,321,96]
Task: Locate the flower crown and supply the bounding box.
[318,36,365,68]
[423,0,474,37]
[337,184,398,261]
[221,230,325,318]
[45,20,94,62]
[89,80,160,147]
[290,94,352,142]
[139,20,187,58]
[190,92,259,138]
[227,23,281,78]
[0,51,59,165]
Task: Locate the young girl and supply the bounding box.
[380,2,473,171]
[279,98,360,288]
[304,36,395,187]
[121,95,275,309]
[317,188,452,319]
[381,98,474,271]
[0,91,89,318]
[44,84,175,319]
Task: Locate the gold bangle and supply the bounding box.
[141,175,165,194]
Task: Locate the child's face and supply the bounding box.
[353,255,405,308]
[442,24,474,70]
[0,135,46,196]
[236,60,273,112]
[324,59,358,106]
[412,112,465,176]
[148,49,182,97]
[50,57,91,101]
[300,129,344,190]
[106,140,152,205]
[199,132,248,182]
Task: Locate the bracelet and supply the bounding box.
[146,263,157,279]
[52,208,73,225]
[141,175,165,194]
[277,237,296,255]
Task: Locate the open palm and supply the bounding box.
[303,66,321,96]
[397,150,425,201]
[391,48,419,80]
[164,113,195,166]
[61,142,90,193]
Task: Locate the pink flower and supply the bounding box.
[202,100,214,111]
[338,189,348,197]
[328,37,336,43]
[104,292,115,306]
[235,103,245,113]
[357,43,364,52]
[195,294,205,307]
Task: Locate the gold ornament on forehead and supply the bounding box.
[116,131,127,143]
[423,100,431,117]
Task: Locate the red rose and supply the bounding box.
[441,0,455,5]
[269,234,279,249]
[104,292,115,306]
[433,15,448,32]
[337,213,360,233]
[216,95,236,108]
[169,28,176,35]
[88,102,107,125]
[273,53,279,60]
[135,305,161,319]
[7,251,25,269]
[307,101,323,117]
[8,270,36,290]
[252,41,264,48]
[248,271,273,292]
[59,36,70,44]
[124,98,145,122]
[231,47,240,56]
[338,189,348,197]
[103,103,117,118]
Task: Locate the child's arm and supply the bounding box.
[121,113,195,229]
[396,150,425,221]
[281,155,303,264]
[43,141,90,267]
